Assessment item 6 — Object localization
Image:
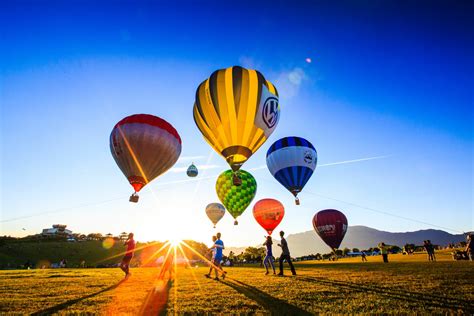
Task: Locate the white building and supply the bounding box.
[42,224,72,236]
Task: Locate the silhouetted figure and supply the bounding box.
[205,236,217,278]
[120,233,136,278]
[379,242,389,263]
[361,252,368,262]
[263,236,276,275]
[466,233,474,261]
[424,240,436,261]
[277,231,296,275]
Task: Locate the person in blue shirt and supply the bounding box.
[263,236,276,275]
[212,232,226,280]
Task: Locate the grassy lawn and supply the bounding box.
[1,251,473,314]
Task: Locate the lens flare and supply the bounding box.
[102,237,115,249]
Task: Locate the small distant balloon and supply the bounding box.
[205,203,225,228]
[305,58,312,63]
[187,163,198,177]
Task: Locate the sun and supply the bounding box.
[168,237,182,247]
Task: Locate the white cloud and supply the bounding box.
[177,155,206,163]
[275,67,307,100]
[238,56,261,69]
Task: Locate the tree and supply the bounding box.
[352,248,360,253]
[243,247,264,262]
[343,247,351,256]
[119,232,128,241]
[315,253,322,260]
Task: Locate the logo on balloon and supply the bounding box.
[262,97,279,129]
[304,150,313,164]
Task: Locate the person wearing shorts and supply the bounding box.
[120,233,136,278]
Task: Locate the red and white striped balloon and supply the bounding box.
[110,114,181,201]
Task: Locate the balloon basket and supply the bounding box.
[129,193,139,203]
[234,220,238,225]
[295,197,300,205]
[213,225,216,228]
[232,174,242,186]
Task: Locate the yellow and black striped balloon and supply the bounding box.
[193,66,280,171]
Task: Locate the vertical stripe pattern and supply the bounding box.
[193,66,280,171]
[266,136,317,198]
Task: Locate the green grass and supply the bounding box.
[1,251,473,314]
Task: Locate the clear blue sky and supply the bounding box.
[1,1,472,246]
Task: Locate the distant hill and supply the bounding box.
[225,226,466,257]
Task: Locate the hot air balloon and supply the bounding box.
[187,163,198,177]
[205,203,225,228]
[312,209,348,251]
[216,169,257,225]
[110,114,182,202]
[266,136,317,205]
[193,66,280,185]
[253,199,284,235]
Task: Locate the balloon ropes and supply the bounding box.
[110,114,181,202]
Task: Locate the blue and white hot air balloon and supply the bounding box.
[266,136,317,205]
[187,163,198,177]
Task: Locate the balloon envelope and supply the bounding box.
[216,169,257,224]
[205,203,225,228]
[187,163,198,177]
[253,199,284,235]
[110,114,181,197]
[312,209,348,250]
[266,136,317,204]
[193,66,280,172]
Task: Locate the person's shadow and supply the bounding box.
[221,278,312,315]
[138,278,173,316]
[31,279,126,315]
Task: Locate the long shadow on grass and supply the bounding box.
[298,276,474,313]
[221,278,312,315]
[31,279,126,315]
[138,278,173,316]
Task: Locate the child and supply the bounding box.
[205,236,217,278]
[263,236,276,275]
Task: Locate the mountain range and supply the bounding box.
[224,225,466,257]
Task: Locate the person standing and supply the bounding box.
[213,232,226,280]
[120,233,136,278]
[379,242,389,263]
[361,251,368,262]
[425,240,436,261]
[466,233,473,261]
[277,231,296,276]
[205,236,217,278]
[263,236,276,275]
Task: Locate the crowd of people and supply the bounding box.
[117,232,474,279]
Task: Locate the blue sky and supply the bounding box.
[1,1,472,246]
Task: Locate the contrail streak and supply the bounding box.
[318,155,392,167]
[1,155,391,223]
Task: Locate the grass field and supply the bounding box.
[1,251,473,315]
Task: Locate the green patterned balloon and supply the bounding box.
[216,169,257,225]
